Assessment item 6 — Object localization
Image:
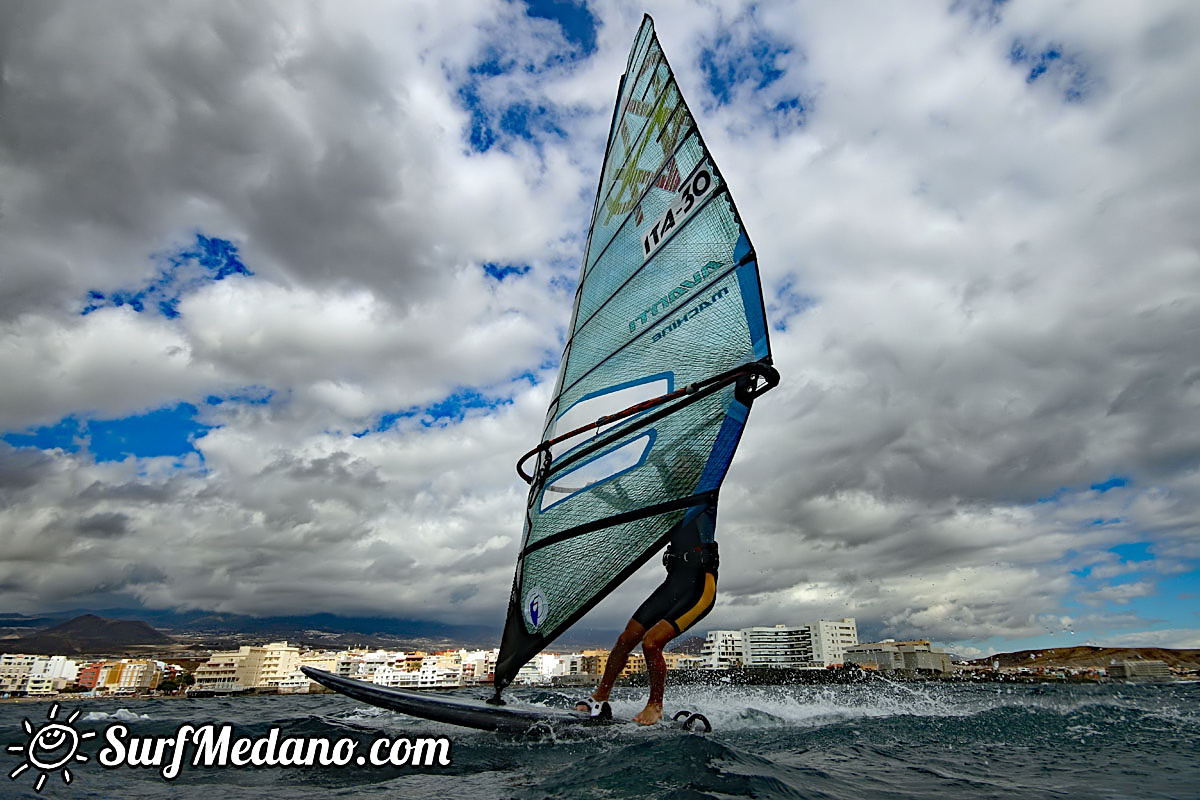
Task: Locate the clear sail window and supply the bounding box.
[550,373,672,454]
[540,432,655,511]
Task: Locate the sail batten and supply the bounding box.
[493,15,776,692]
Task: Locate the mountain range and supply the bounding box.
[0,614,171,655]
[969,645,1200,670]
[0,608,618,650]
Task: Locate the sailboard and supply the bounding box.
[492,14,777,698]
[301,667,711,733]
[313,14,775,731]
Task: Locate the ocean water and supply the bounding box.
[1,680,1196,799]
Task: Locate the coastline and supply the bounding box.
[4,665,1191,705]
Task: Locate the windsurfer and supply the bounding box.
[576,498,718,725]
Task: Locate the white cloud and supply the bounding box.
[1077,580,1157,607]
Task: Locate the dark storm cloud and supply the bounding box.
[74,512,130,539]
[0,444,55,494]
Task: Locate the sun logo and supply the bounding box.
[6,703,95,792]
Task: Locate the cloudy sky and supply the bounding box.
[1,0,1197,657]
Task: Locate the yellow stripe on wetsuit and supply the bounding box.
[671,572,716,634]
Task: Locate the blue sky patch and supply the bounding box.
[458,84,498,152]
[3,403,213,462]
[767,96,808,135]
[769,274,817,331]
[2,417,85,453]
[549,273,577,296]
[362,408,420,436]
[699,30,791,106]
[423,388,505,426]
[360,388,516,436]
[458,78,568,153]
[500,102,566,142]
[1036,487,1068,504]
[774,96,805,115]
[455,2,591,154]
[523,0,598,58]
[1109,542,1154,562]
[1091,475,1130,492]
[1009,40,1091,102]
[82,234,252,318]
[512,369,541,387]
[483,263,532,282]
[469,55,510,79]
[89,403,212,462]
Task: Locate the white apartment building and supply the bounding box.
[698,619,858,669]
[810,619,858,667]
[700,630,745,669]
[300,651,338,673]
[0,654,80,695]
[24,675,60,695]
[811,618,859,671]
[461,649,498,684]
[192,650,250,692]
[546,652,586,678]
[664,652,703,670]
[112,659,162,693]
[192,641,303,692]
[362,651,464,689]
[353,649,404,680]
[513,660,544,685]
[335,650,367,677]
[529,653,559,680]
[0,654,37,693]
[248,642,301,688]
[415,653,465,688]
[32,655,80,687]
[741,625,819,669]
[372,663,422,688]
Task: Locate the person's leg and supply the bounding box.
[633,570,716,723]
[633,619,677,724]
[576,617,646,709]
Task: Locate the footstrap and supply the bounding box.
[579,697,612,720]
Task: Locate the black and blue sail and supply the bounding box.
[493,14,777,694]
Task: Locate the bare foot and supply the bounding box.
[632,703,662,725]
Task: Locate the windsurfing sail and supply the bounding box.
[492,14,778,696]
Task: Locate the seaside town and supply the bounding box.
[1,616,1190,699]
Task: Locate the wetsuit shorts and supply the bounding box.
[631,555,717,636]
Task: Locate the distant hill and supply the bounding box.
[1,614,172,655]
[668,635,705,655]
[971,646,1200,670]
[0,608,510,649]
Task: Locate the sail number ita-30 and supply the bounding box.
[642,165,715,261]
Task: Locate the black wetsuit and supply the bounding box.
[632,500,719,635]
